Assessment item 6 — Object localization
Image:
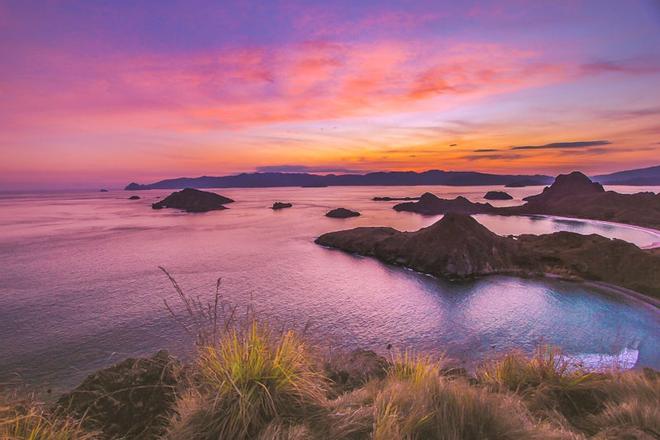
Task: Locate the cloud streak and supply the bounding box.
[510,141,611,150]
[254,165,364,174]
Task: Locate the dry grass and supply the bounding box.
[371,355,537,440]
[0,395,95,440]
[477,346,607,423]
[386,351,443,384]
[166,321,327,440]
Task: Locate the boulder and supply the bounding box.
[151,188,234,212]
[128,195,140,200]
[57,350,181,439]
[326,208,360,218]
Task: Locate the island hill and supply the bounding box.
[316,213,660,301]
[152,188,234,212]
[393,171,660,230]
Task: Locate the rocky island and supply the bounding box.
[503,171,660,229]
[151,188,234,212]
[484,190,513,200]
[393,193,495,215]
[316,214,660,300]
[128,195,141,200]
[390,172,660,230]
[326,208,361,218]
[271,202,293,209]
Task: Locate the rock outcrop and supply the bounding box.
[151,188,234,212]
[271,202,293,210]
[57,350,181,439]
[484,191,513,200]
[326,208,361,218]
[504,172,660,229]
[128,195,140,200]
[316,214,660,299]
[393,193,494,215]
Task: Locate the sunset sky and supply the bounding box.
[2,0,660,189]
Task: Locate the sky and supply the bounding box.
[1,0,660,189]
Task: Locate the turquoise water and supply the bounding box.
[0,185,658,393]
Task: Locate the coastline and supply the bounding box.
[525,214,660,249]
[542,273,660,310]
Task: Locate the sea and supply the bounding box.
[1,184,659,394]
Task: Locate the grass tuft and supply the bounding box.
[386,351,443,385]
[167,321,327,439]
[477,346,606,421]
[0,396,95,440]
[372,375,534,440]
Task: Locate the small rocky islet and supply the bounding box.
[271,201,293,210]
[393,193,495,215]
[151,188,234,212]
[326,207,361,218]
[484,190,513,200]
[372,196,420,201]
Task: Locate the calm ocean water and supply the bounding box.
[1,185,659,394]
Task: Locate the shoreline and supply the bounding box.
[542,273,660,310]
[524,214,660,249]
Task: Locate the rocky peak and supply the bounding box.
[524,171,603,203]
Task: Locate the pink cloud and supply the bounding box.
[1,39,575,135]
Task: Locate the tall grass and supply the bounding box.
[372,357,535,440]
[167,321,327,439]
[0,396,95,440]
[386,351,443,385]
[477,346,607,421]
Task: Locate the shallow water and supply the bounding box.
[0,185,658,393]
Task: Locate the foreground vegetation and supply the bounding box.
[2,273,657,439]
[2,323,658,439]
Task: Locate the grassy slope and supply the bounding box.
[4,321,658,440]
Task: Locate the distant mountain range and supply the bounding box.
[125,165,660,190]
[593,165,660,186]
